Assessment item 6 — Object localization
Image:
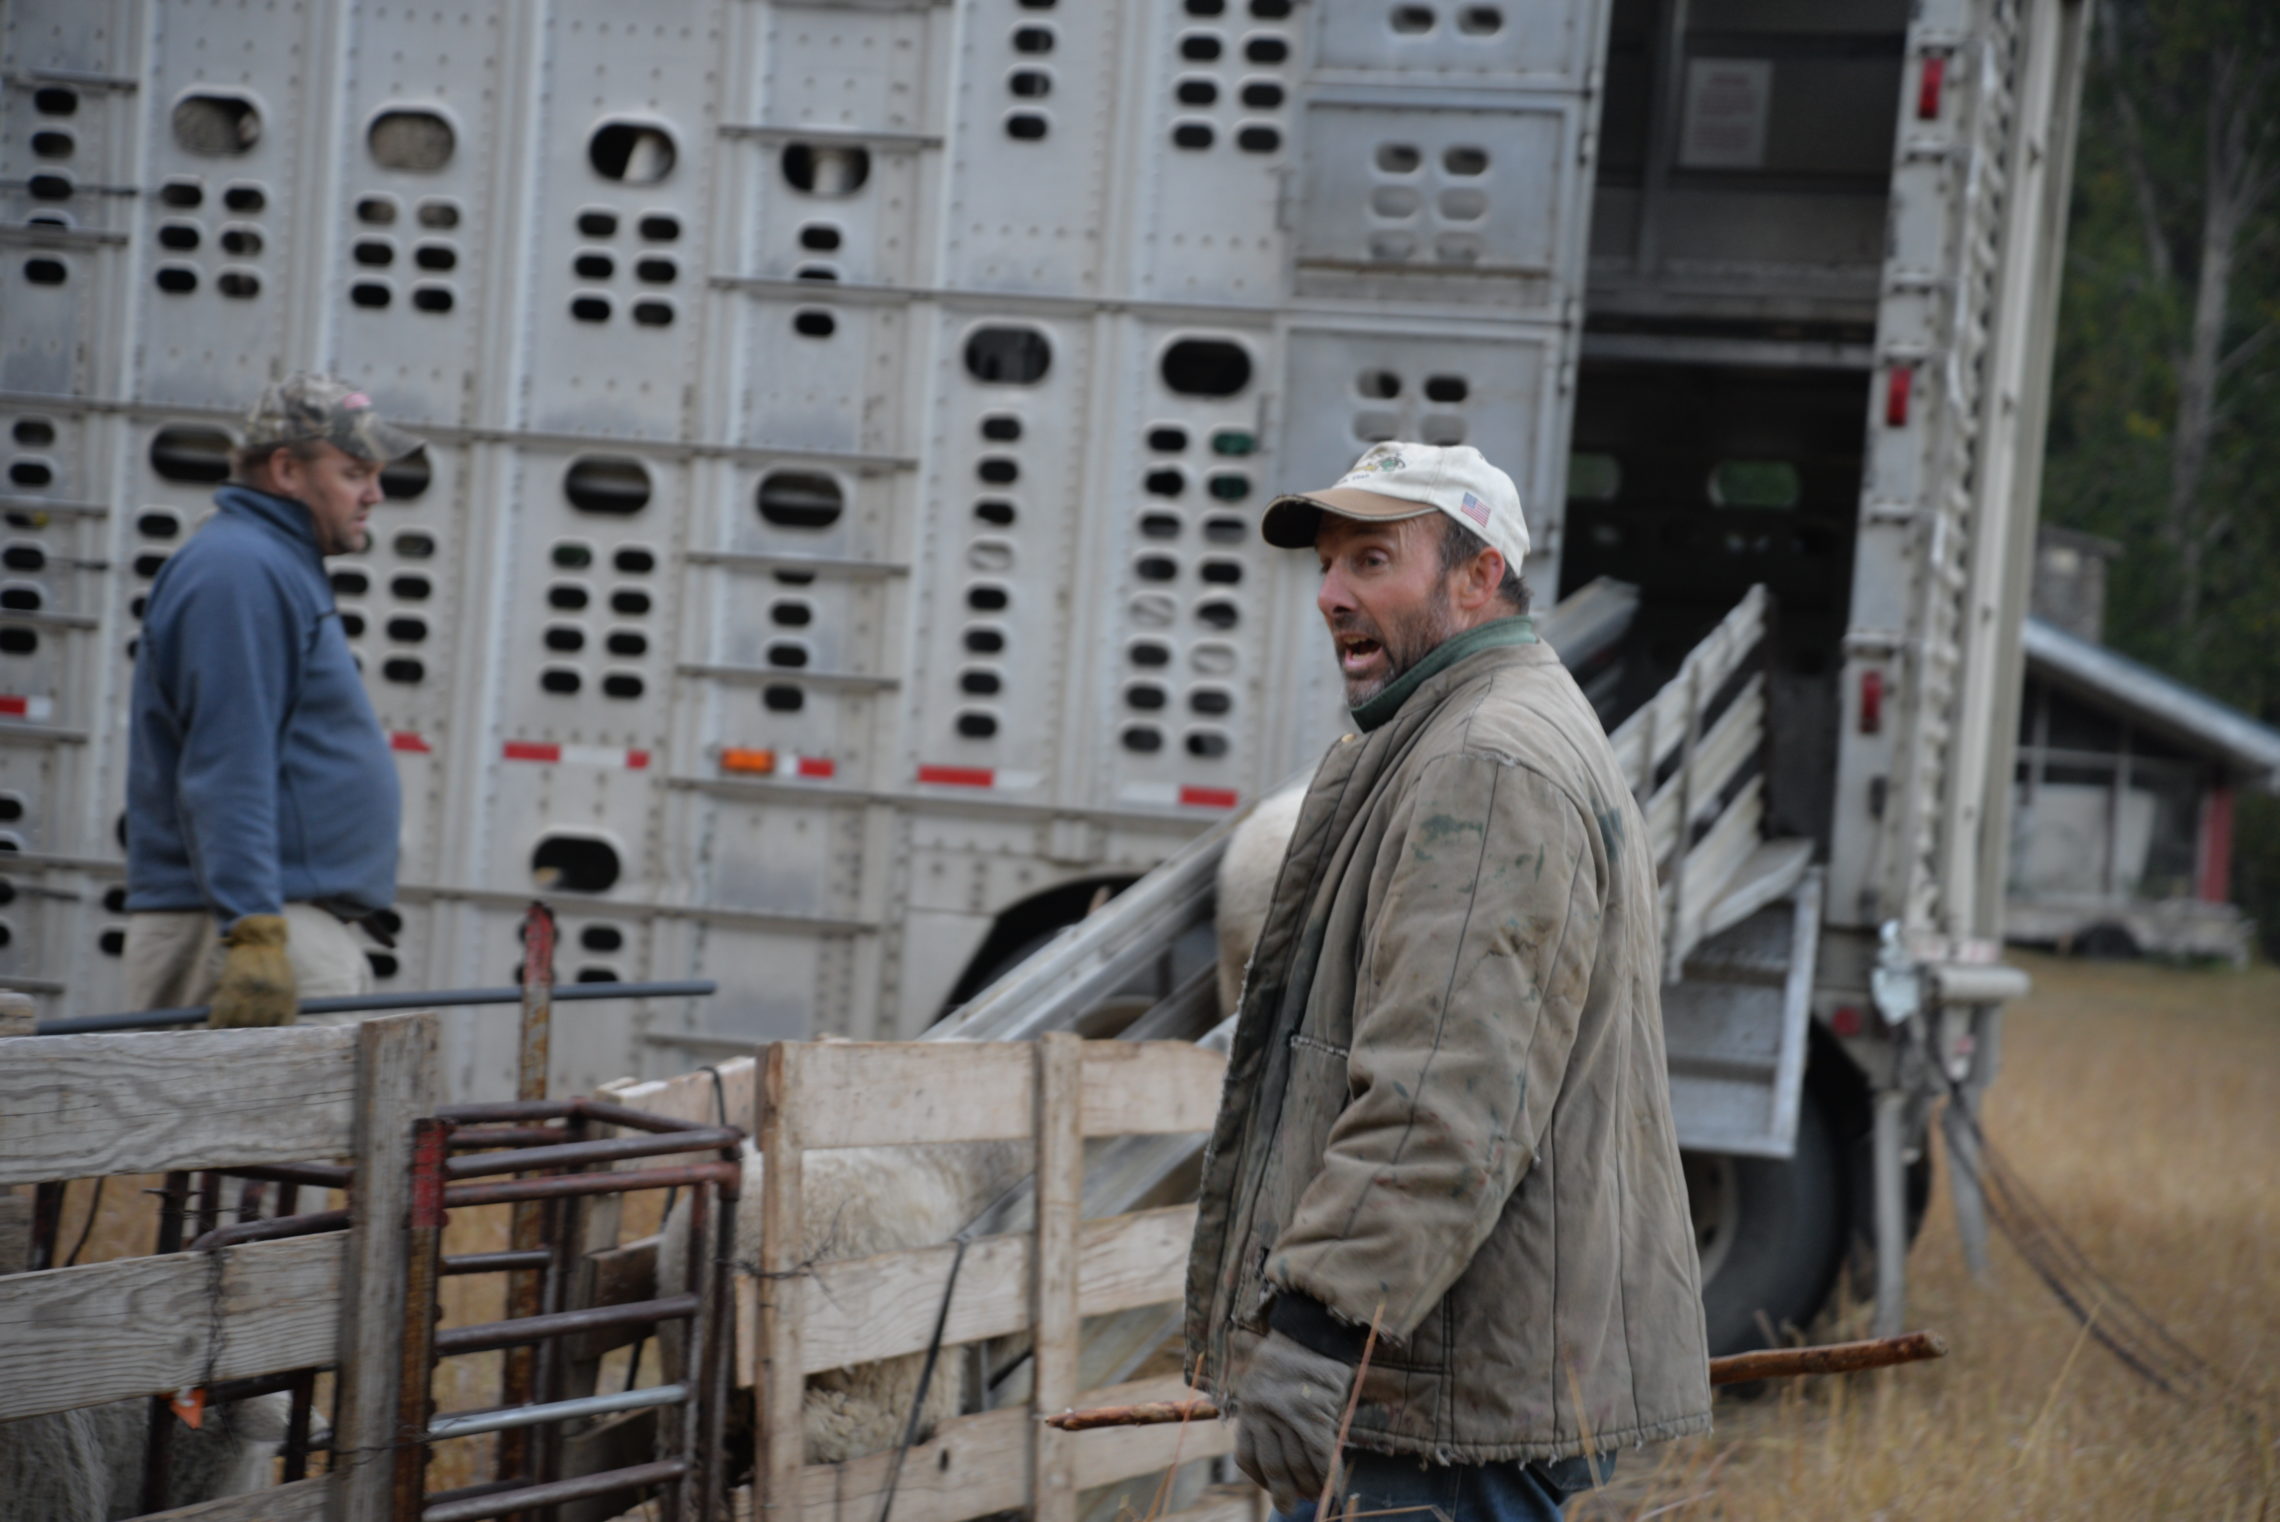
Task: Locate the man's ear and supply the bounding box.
[1452,546,1505,614]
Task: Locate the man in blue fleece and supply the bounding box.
[123,374,423,1026]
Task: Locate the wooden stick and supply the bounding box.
[1042,1330,1951,1430]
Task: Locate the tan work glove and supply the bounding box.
[1233,1329,1356,1511]
[210,914,297,1027]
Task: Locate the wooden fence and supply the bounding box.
[0,1012,438,1522]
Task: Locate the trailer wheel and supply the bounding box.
[1684,1080,1850,1359]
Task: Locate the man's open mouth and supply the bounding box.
[1337,636,1383,674]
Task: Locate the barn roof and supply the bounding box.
[2023,617,2280,789]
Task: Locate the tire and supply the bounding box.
[1685,1079,1851,1358]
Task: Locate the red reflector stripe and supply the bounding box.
[391,732,431,753]
[1884,367,1912,427]
[1917,55,1945,119]
[627,750,650,771]
[917,764,994,788]
[1180,786,1240,810]
[797,756,836,778]
[1860,670,1884,735]
[0,696,25,717]
[503,741,561,763]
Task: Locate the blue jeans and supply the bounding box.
[1272,1450,1612,1522]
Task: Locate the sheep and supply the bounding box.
[656,1137,1030,1466]
[1214,780,1309,1018]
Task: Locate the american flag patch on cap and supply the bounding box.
[1459,491,1490,526]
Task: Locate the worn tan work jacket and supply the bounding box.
[1184,619,1712,1463]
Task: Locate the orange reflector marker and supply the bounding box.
[720,747,777,775]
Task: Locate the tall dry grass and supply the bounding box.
[1576,951,2280,1520]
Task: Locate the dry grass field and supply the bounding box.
[1575,951,2280,1521]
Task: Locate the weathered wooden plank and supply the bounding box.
[1079,1042,1226,1137]
[0,1025,360,1185]
[598,1059,755,1163]
[782,1042,1035,1149]
[331,1013,440,1522]
[755,1043,808,1520]
[1032,1034,1084,1522]
[0,1231,344,1419]
[147,1475,331,1521]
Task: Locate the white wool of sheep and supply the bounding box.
[1214,781,1308,1018]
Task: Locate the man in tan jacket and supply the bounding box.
[1184,443,1710,1519]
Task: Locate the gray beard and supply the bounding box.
[1334,589,1460,706]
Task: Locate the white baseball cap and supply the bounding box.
[1262,442,1529,571]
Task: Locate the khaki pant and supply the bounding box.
[123,904,376,1024]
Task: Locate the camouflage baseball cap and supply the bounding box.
[242,372,424,464]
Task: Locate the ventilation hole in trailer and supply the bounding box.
[606,630,647,657]
[763,684,804,712]
[553,542,595,569]
[1253,0,1293,14]
[581,924,625,953]
[611,588,651,616]
[975,499,1016,526]
[631,300,674,326]
[216,269,259,299]
[967,584,1009,612]
[977,457,1019,485]
[1126,682,1167,711]
[774,569,816,585]
[635,256,676,284]
[8,460,51,488]
[757,470,844,528]
[1171,121,1214,150]
[1186,729,1231,758]
[980,414,1023,442]
[415,244,456,271]
[154,265,198,294]
[540,667,581,694]
[95,886,125,916]
[1459,5,1503,34]
[131,552,169,579]
[1010,68,1053,99]
[548,584,590,610]
[793,309,835,338]
[1407,415,1460,447]
[18,253,68,286]
[578,209,619,237]
[1140,512,1181,539]
[1200,559,1244,584]
[351,280,391,308]
[570,965,620,984]
[1135,554,1178,582]
[589,121,677,184]
[1020,0,1057,7]
[222,184,266,212]
[964,326,1052,384]
[573,251,613,279]
[565,456,652,515]
[173,94,261,156]
[544,625,585,652]
[13,421,55,446]
[219,226,263,255]
[1180,32,1223,60]
[1177,78,1219,106]
[1236,124,1281,153]
[394,531,437,558]
[1375,143,1422,175]
[1148,425,1189,453]
[1130,640,1171,668]
[767,641,810,668]
[357,195,397,224]
[0,588,39,612]
[639,213,680,241]
[1185,0,1224,12]
[330,569,371,597]
[1161,338,1251,397]
[602,672,643,699]
[956,711,999,739]
[1012,24,1056,52]
[1434,233,1482,264]
[368,952,399,980]
[369,109,456,172]
[1121,725,1163,753]
[1370,185,1421,219]
[1443,145,1489,175]
[157,222,201,252]
[1193,688,1237,717]
[3,545,44,570]
[533,835,620,893]
[1390,5,1435,34]
[1352,368,1404,400]
[339,611,366,637]
[796,264,838,283]
[771,600,812,627]
[355,239,398,268]
[1199,517,1244,546]
[968,537,1016,572]
[382,657,424,683]
[1006,112,1049,141]
[1207,472,1250,501]
[570,294,610,321]
[1245,36,1289,63]
[1353,410,1401,442]
[1152,461,1197,493]
[420,200,461,229]
[1439,188,1487,221]
[373,451,431,504]
[34,87,78,116]
[390,574,432,601]
[0,628,34,655]
[99,928,125,956]
[960,668,1002,696]
[1197,598,1240,629]
[148,425,233,483]
[798,222,842,251]
[1239,83,1285,112]
[613,546,656,574]
[781,143,871,197]
[965,626,1006,654]
[27,172,73,201]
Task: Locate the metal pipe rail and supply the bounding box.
[34,977,719,1035]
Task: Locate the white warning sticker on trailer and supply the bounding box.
[1680,58,1772,170]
